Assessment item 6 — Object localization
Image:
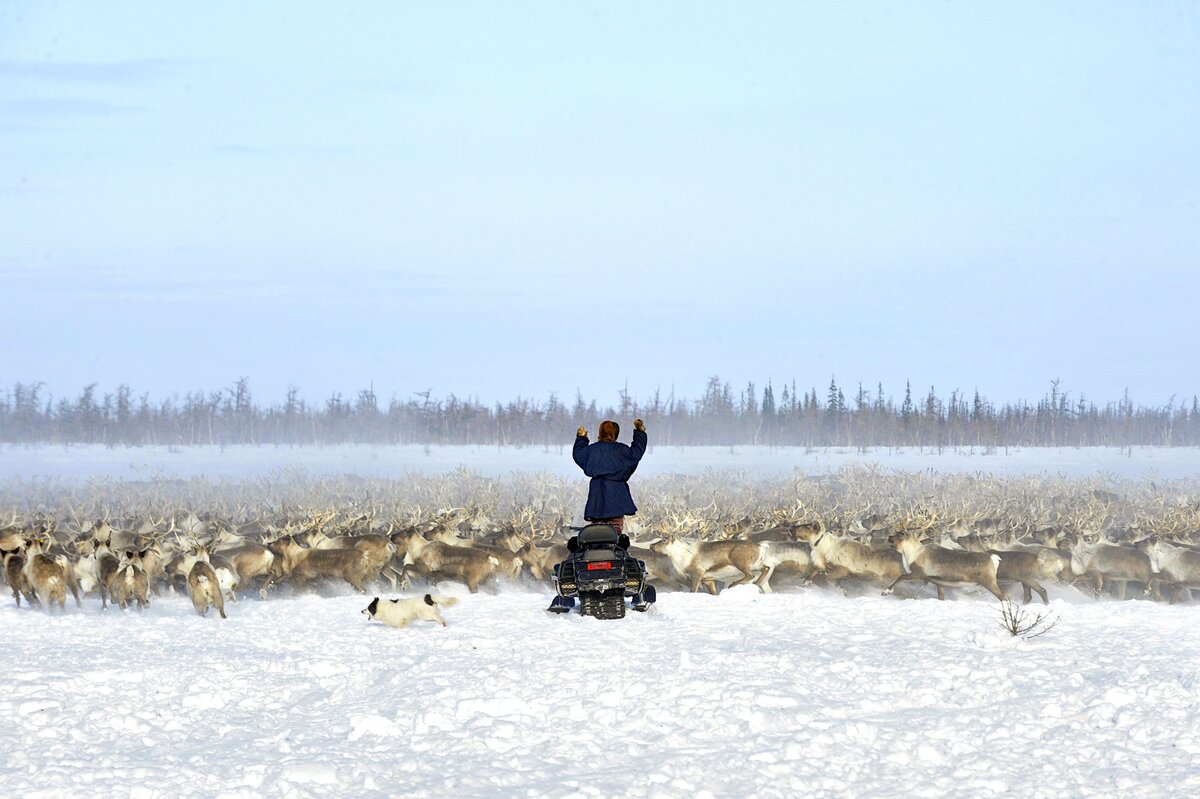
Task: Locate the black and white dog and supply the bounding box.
[362,594,459,628]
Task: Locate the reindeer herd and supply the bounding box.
[3,466,1200,617]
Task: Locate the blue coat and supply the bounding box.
[573,429,647,520]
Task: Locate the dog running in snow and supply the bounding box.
[362,594,459,628]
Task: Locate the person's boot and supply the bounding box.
[547,595,575,613]
[632,584,656,611]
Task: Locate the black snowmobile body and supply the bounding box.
[547,524,656,619]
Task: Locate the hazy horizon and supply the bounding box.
[3,3,1198,409]
[0,373,1190,412]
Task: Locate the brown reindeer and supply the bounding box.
[273,536,387,593]
[1070,534,1152,600]
[107,555,151,610]
[187,561,227,618]
[215,542,277,598]
[22,536,70,611]
[793,524,904,588]
[650,537,769,595]
[5,546,38,607]
[399,531,503,593]
[312,533,403,589]
[883,531,1006,601]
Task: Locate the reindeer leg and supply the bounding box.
[882,571,920,596]
[1033,581,1049,605]
[755,563,775,593]
[727,569,755,588]
[821,565,851,582]
[404,562,430,586]
[981,578,1006,602]
[744,567,767,593]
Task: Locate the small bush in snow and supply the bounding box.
[997,599,1060,640]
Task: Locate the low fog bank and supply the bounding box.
[1,443,1198,484]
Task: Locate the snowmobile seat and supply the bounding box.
[578,524,619,546]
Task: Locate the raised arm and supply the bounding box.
[627,420,648,472]
[573,427,590,470]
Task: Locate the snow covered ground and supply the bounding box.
[3,443,1200,482]
[5,444,1200,796]
[5,583,1200,798]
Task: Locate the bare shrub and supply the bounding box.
[996,599,1060,640]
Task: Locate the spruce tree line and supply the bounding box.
[1,376,1196,448]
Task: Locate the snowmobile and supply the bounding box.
[546,523,656,619]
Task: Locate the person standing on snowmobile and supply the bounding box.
[573,418,647,534]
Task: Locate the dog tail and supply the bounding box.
[429,595,460,607]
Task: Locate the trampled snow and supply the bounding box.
[4,583,1200,798]
[3,443,1199,482]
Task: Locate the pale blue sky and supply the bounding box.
[2,2,1198,409]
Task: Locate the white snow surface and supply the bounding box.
[3,443,1199,482]
[5,584,1200,798]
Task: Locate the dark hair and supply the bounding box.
[598,420,619,442]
